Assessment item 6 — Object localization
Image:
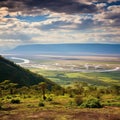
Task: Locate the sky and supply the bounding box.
[0,0,120,51]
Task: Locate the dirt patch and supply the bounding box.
[0,107,120,120]
[71,111,120,120]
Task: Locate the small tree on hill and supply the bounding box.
[8,82,18,94]
[39,82,47,100]
[74,82,84,95]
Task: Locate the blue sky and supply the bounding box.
[0,0,120,51]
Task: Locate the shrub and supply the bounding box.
[47,97,53,101]
[6,95,12,99]
[0,102,2,110]
[74,95,83,106]
[81,97,102,108]
[11,99,20,104]
[38,102,45,107]
[103,102,120,107]
[67,100,75,107]
[69,94,74,98]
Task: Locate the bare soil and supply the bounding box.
[0,106,120,120]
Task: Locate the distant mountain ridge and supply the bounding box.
[6,43,120,55]
[0,55,59,88]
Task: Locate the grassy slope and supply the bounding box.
[0,56,60,89]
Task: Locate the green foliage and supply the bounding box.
[0,101,2,110]
[47,97,53,101]
[6,95,12,99]
[103,102,120,107]
[74,82,84,95]
[11,99,21,104]
[68,100,75,107]
[38,102,45,107]
[110,85,120,95]
[74,95,83,106]
[81,97,102,108]
[35,67,120,86]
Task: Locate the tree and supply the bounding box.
[66,86,74,97]
[19,86,29,95]
[39,82,47,100]
[111,85,120,95]
[8,82,18,94]
[0,80,18,96]
[0,80,10,97]
[74,82,84,95]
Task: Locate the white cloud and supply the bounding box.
[108,0,119,3]
[0,7,8,17]
[107,5,120,12]
[94,5,120,26]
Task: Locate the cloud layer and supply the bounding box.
[0,0,120,51]
[0,0,98,14]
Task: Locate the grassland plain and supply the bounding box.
[30,68,120,87]
[0,93,120,120]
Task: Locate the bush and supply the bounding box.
[38,102,45,107]
[0,102,2,110]
[47,97,53,101]
[68,100,75,107]
[69,94,74,98]
[11,99,20,104]
[103,102,120,107]
[74,95,83,106]
[6,96,12,99]
[81,97,102,108]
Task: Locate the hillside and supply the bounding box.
[0,55,59,88]
[6,43,120,55]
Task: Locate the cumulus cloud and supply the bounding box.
[94,5,120,26]
[0,7,8,17]
[0,0,98,15]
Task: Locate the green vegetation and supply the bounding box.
[74,95,83,106]
[39,82,47,100]
[30,68,120,87]
[11,99,21,104]
[80,97,102,108]
[0,79,119,107]
[38,102,45,107]
[0,79,120,120]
